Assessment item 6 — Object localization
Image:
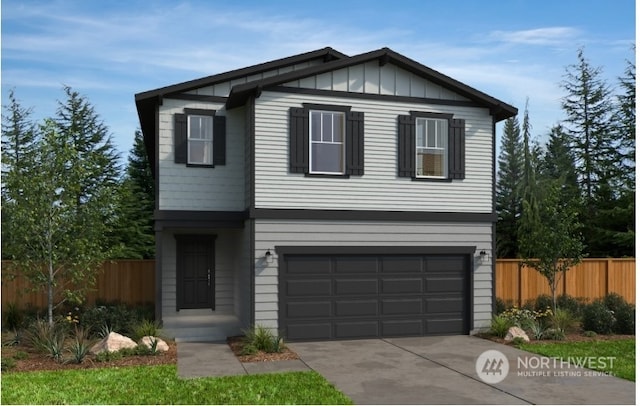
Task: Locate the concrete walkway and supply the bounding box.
[176,341,309,378]
[177,337,635,405]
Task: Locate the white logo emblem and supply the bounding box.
[476,349,509,384]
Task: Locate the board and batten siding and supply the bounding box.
[253,91,493,212]
[284,60,471,101]
[158,99,245,211]
[253,219,493,333]
[184,59,328,97]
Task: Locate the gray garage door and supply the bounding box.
[279,252,470,341]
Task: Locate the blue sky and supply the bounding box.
[2,0,636,161]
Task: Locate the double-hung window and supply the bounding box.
[310,110,345,174]
[415,117,448,178]
[188,115,214,165]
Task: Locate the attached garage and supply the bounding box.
[277,246,474,341]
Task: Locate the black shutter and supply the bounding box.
[449,118,465,179]
[289,107,309,173]
[213,115,226,165]
[397,114,415,177]
[345,111,364,176]
[174,113,187,164]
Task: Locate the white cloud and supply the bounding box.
[488,27,582,46]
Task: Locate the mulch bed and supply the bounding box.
[2,338,177,373]
[226,335,299,362]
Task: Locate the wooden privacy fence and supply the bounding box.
[496,258,636,305]
[1,260,155,309]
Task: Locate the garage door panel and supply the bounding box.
[335,321,379,338]
[286,301,332,318]
[286,256,332,274]
[287,322,332,341]
[335,257,378,273]
[426,318,465,334]
[335,279,378,295]
[381,256,423,272]
[425,257,466,272]
[382,298,422,315]
[425,277,465,293]
[381,278,422,294]
[425,297,464,313]
[287,280,332,296]
[335,300,378,316]
[382,319,423,336]
[281,252,469,341]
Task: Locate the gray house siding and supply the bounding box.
[157,99,246,211]
[253,219,493,333]
[253,91,493,212]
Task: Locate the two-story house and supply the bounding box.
[135,47,517,342]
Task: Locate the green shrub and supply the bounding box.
[495,298,513,315]
[582,300,615,334]
[550,308,578,333]
[95,350,124,362]
[80,302,141,338]
[12,350,28,360]
[24,319,67,362]
[527,318,548,340]
[242,325,284,354]
[1,357,16,371]
[3,302,24,331]
[500,306,552,329]
[583,330,597,337]
[131,319,162,341]
[603,293,635,334]
[511,337,527,346]
[489,315,511,338]
[67,326,91,364]
[556,295,588,318]
[541,328,566,340]
[523,295,553,312]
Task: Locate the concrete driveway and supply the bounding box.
[288,336,635,405]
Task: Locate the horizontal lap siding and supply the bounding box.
[254,91,493,212]
[158,99,245,211]
[253,220,493,331]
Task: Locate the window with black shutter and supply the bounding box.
[289,104,364,177]
[174,108,226,167]
[398,112,465,181]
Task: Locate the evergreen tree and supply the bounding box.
[613,54,635,190]
[109,130,155,259]
[560,48,616,207]
[496,116,523,258]
[540,125,580,203]
[2,87,121,323]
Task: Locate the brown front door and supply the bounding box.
[176,235,215,310]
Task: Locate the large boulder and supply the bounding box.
[139,336,169,352]
[90,332,137,354]
[505,326,530,342]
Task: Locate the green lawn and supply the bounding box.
[517,338,635,381]
[1,365,352,405]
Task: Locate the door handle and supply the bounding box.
[207,269,211,287]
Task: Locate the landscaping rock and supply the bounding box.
[505,326,530,342]
[139,336,169,352]
[90,332,137,354]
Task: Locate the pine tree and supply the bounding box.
[614,54,635,190]
[2,87,122,323]
[540,125,580,202]
[560,48,616,207]
[496,116,523,258]
[109,130,155,259]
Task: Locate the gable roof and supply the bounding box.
[226,47,517,121]
[135,47,517,176]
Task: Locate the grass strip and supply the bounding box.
[1,364,352,405]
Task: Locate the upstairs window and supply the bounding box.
[310,110,345,174]
[416,118,448,178]
[398,112,465,181]
[174,109,226,167]
[289,104,364,177]
[188,115,213,165]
